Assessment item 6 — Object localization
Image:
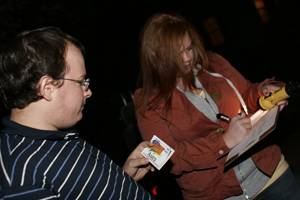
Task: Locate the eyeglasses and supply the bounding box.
[60,78,90,91]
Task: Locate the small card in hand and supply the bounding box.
[141,135,175,170]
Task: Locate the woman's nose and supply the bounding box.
[182,51,192,62]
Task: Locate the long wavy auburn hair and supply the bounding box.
[136,13,209,115]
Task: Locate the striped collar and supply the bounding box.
[1,116,79,141]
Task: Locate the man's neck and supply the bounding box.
[10,105,57,131]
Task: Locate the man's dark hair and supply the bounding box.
[0,27,85,109]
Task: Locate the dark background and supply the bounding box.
[1,0,300,198]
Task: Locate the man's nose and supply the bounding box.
[85,88,92,98]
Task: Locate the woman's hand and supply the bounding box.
[222,113,252,149]
[260,79,288,111]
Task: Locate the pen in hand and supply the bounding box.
[217,112,246,123]
[216,113,231,123]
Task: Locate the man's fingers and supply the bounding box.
[129,157,149,168]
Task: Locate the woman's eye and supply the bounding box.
[187,45,193,51]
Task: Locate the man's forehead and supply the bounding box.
[64,43,86,76]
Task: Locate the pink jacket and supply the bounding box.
[135,53,281,200]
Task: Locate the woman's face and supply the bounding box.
[179,33,194,74]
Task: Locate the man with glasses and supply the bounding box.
[59,77,90,91]
[0,27,154,199]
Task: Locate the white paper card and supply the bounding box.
[141,135,175,170]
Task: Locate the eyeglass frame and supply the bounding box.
[59,77,90,91]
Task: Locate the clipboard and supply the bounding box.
[225,106,279,167]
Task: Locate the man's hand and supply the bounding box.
[122,141,154,181]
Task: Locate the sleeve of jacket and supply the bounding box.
[134,98,230,176]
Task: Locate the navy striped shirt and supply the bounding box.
[0,117,153,200]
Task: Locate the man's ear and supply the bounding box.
[38,76,57,101]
